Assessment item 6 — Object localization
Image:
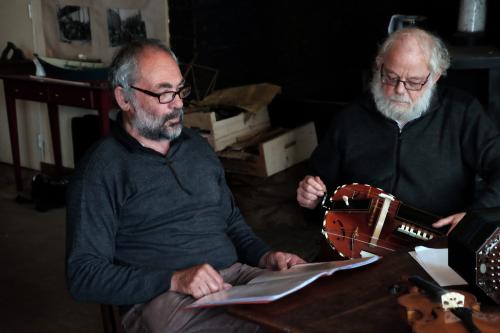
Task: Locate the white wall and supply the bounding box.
[0,0,41,169]
[0,0,98,169]
[0,1,169,170]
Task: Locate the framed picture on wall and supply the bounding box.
[57,5,92,43]
[34,0,169,64]
[106,8,147,47]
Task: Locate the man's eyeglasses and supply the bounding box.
[380,64,430,91]
[130,85,191,104]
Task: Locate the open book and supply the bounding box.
[186,255,380,308]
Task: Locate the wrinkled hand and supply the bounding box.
[259,251,306,270]
[432,212,466,235]
[297,175,327,209]
[170,263,231,298]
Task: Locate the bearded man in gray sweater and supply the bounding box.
[66,39,305,333]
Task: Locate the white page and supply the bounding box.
[249,256,380,284]
[186,255,380,308]
[409,246,467,287]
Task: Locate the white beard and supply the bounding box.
[370,74,436,125]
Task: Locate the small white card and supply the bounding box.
[409,246,467,287]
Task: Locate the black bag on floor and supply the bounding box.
[31,173,69,212]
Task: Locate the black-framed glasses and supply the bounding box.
[130,85,191,104]
[380,64,431,91]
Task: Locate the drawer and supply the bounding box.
[7,80,48,102]
[49,85,93,108]
[218,122,318,177]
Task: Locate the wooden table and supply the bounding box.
[0,74,114,192]
[228,250,500,333]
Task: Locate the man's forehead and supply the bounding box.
[383,50,430,76]
[136,49,183,87]
[156,79,186,89]
[386,38,429,65]
[137,48,176,69]
[383,63,429,78]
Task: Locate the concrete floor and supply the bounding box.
[0,165,102,333]
[1,162,321,333]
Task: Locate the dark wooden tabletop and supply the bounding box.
[228,248,500,333]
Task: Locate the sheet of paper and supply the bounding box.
[186,256,380,308]
[409,246,467,287]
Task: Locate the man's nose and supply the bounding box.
[395,81,407,94]
[170,94,184,108]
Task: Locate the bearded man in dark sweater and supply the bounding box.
[297,27,500,233]
[66,39,305,333]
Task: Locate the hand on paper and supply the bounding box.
[432,212,466,235]
[259,251,306,271]
[297,175,327,209]
[170,263,231,298]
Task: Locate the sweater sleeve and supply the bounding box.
[308,116,343,190]
[66,172,172,305]
[221,176,271,267]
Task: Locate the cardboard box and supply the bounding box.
[218,122,318,177]
[183,107,270,151]
[184,83,280,151]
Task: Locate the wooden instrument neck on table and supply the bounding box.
[398,275,500,333]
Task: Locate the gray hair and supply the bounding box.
[375,28,450,77]
[108,39,178,100]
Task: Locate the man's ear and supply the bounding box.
[114,86,132,111]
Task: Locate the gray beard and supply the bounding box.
[131,100,184,141]
[370,74,435,125]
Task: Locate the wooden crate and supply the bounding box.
[218,122,318,177]
[183,107,271,151]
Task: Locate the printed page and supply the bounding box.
[249,256,380,284]
[186,255,380,308]
[186,274,321,307]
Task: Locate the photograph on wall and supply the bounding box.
[57,6,92,43]
[107,8,147,47]
[39,0,168,64]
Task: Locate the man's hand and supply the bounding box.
[259,251,306,270]
[432,212,466,235]
[297,175,327,209]
[170,263,231,299]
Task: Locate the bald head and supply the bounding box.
[109,39,178,101]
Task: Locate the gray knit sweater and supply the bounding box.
[66,121,270,307]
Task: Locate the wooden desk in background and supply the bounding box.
[0,74,114,192]
[228,250,500,333]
